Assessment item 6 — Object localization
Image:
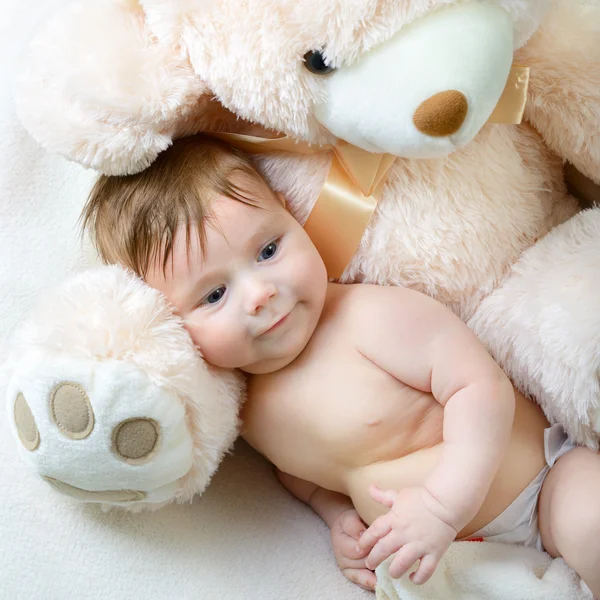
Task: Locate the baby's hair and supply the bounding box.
[81,134,266,277]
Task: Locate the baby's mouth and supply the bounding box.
[259,308,293,336]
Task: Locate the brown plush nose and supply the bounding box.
[413,90,469,137]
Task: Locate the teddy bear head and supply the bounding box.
[16,0,547,176]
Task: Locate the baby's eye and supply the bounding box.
[258,240,279,262]
[201,286,226,306]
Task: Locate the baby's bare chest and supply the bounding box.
[243,343,443,488]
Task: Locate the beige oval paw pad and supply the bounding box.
[50,383,94,440]
[14,393,40,451]
[44,477,146,503]
[112,418,160,464]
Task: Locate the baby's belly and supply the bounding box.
[345,392,549,536]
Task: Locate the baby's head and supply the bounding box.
[83,135,327,374]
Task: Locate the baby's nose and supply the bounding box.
[246,281,277,314]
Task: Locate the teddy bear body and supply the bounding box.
[261,123,577,318]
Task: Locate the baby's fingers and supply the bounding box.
[357,516,391,553]
[369,484,398,508]
[336,554,374,571]
[342,568,377,592]
[388,544,423,580]
[340,513,367,541]
[337,536,369,560]
[410,554,439,585]
[365,534,403,571]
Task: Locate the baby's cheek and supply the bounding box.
[191,325,245,369]
[296,242,327,291]
[185,325,204,352]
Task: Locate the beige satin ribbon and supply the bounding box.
[213,64,529,278]
[489,65,530,124]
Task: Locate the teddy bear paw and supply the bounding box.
[8,358,195,508]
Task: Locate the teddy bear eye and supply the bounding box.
[303,50,335,75]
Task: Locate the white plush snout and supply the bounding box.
[313,1,514,158]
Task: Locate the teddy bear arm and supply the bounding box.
[516,0,600,184]
[15,0,208,176]
[468,208,600,449]
[4,266,244,510]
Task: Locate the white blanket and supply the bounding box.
[0,2,593,599]
[376,542,592,600]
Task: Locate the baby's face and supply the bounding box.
[145,178,328,374]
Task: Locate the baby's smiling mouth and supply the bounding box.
[260,309,292,336]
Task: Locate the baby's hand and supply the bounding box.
[358,485,458,585]
[331,508,377,592]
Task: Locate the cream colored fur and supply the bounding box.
[17,0,551,172]
[515,0,600,182]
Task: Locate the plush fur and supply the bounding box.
[9,0,600,509]
[468,209,600,445]
[17,0,552,173]
[515,0,600,182]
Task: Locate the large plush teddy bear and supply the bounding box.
[6,0,600,510]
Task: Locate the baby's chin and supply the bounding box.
[242,329,314,375]
[241,347,304,375]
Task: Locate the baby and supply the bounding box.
[82,135,600,595]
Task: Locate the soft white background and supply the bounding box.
[0,2,368,598]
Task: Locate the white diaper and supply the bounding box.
[469,424,576,551]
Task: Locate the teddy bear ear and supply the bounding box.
[15,0,210,175]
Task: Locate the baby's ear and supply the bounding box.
[15,0,210,175]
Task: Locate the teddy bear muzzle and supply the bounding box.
[313,1,514,159]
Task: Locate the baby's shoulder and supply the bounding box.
[320,284,402,340]
[333,282,418,316]
[331,283,451,346]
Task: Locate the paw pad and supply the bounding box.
[112,418,160,464]
[50,382,94,440]
[43,477,146,503]
[14,393,40,451]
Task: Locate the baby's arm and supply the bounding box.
[276,470,376,591]
[276,470,352,528]
[355,286,515,580]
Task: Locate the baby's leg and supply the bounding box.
[538,447,600,597]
